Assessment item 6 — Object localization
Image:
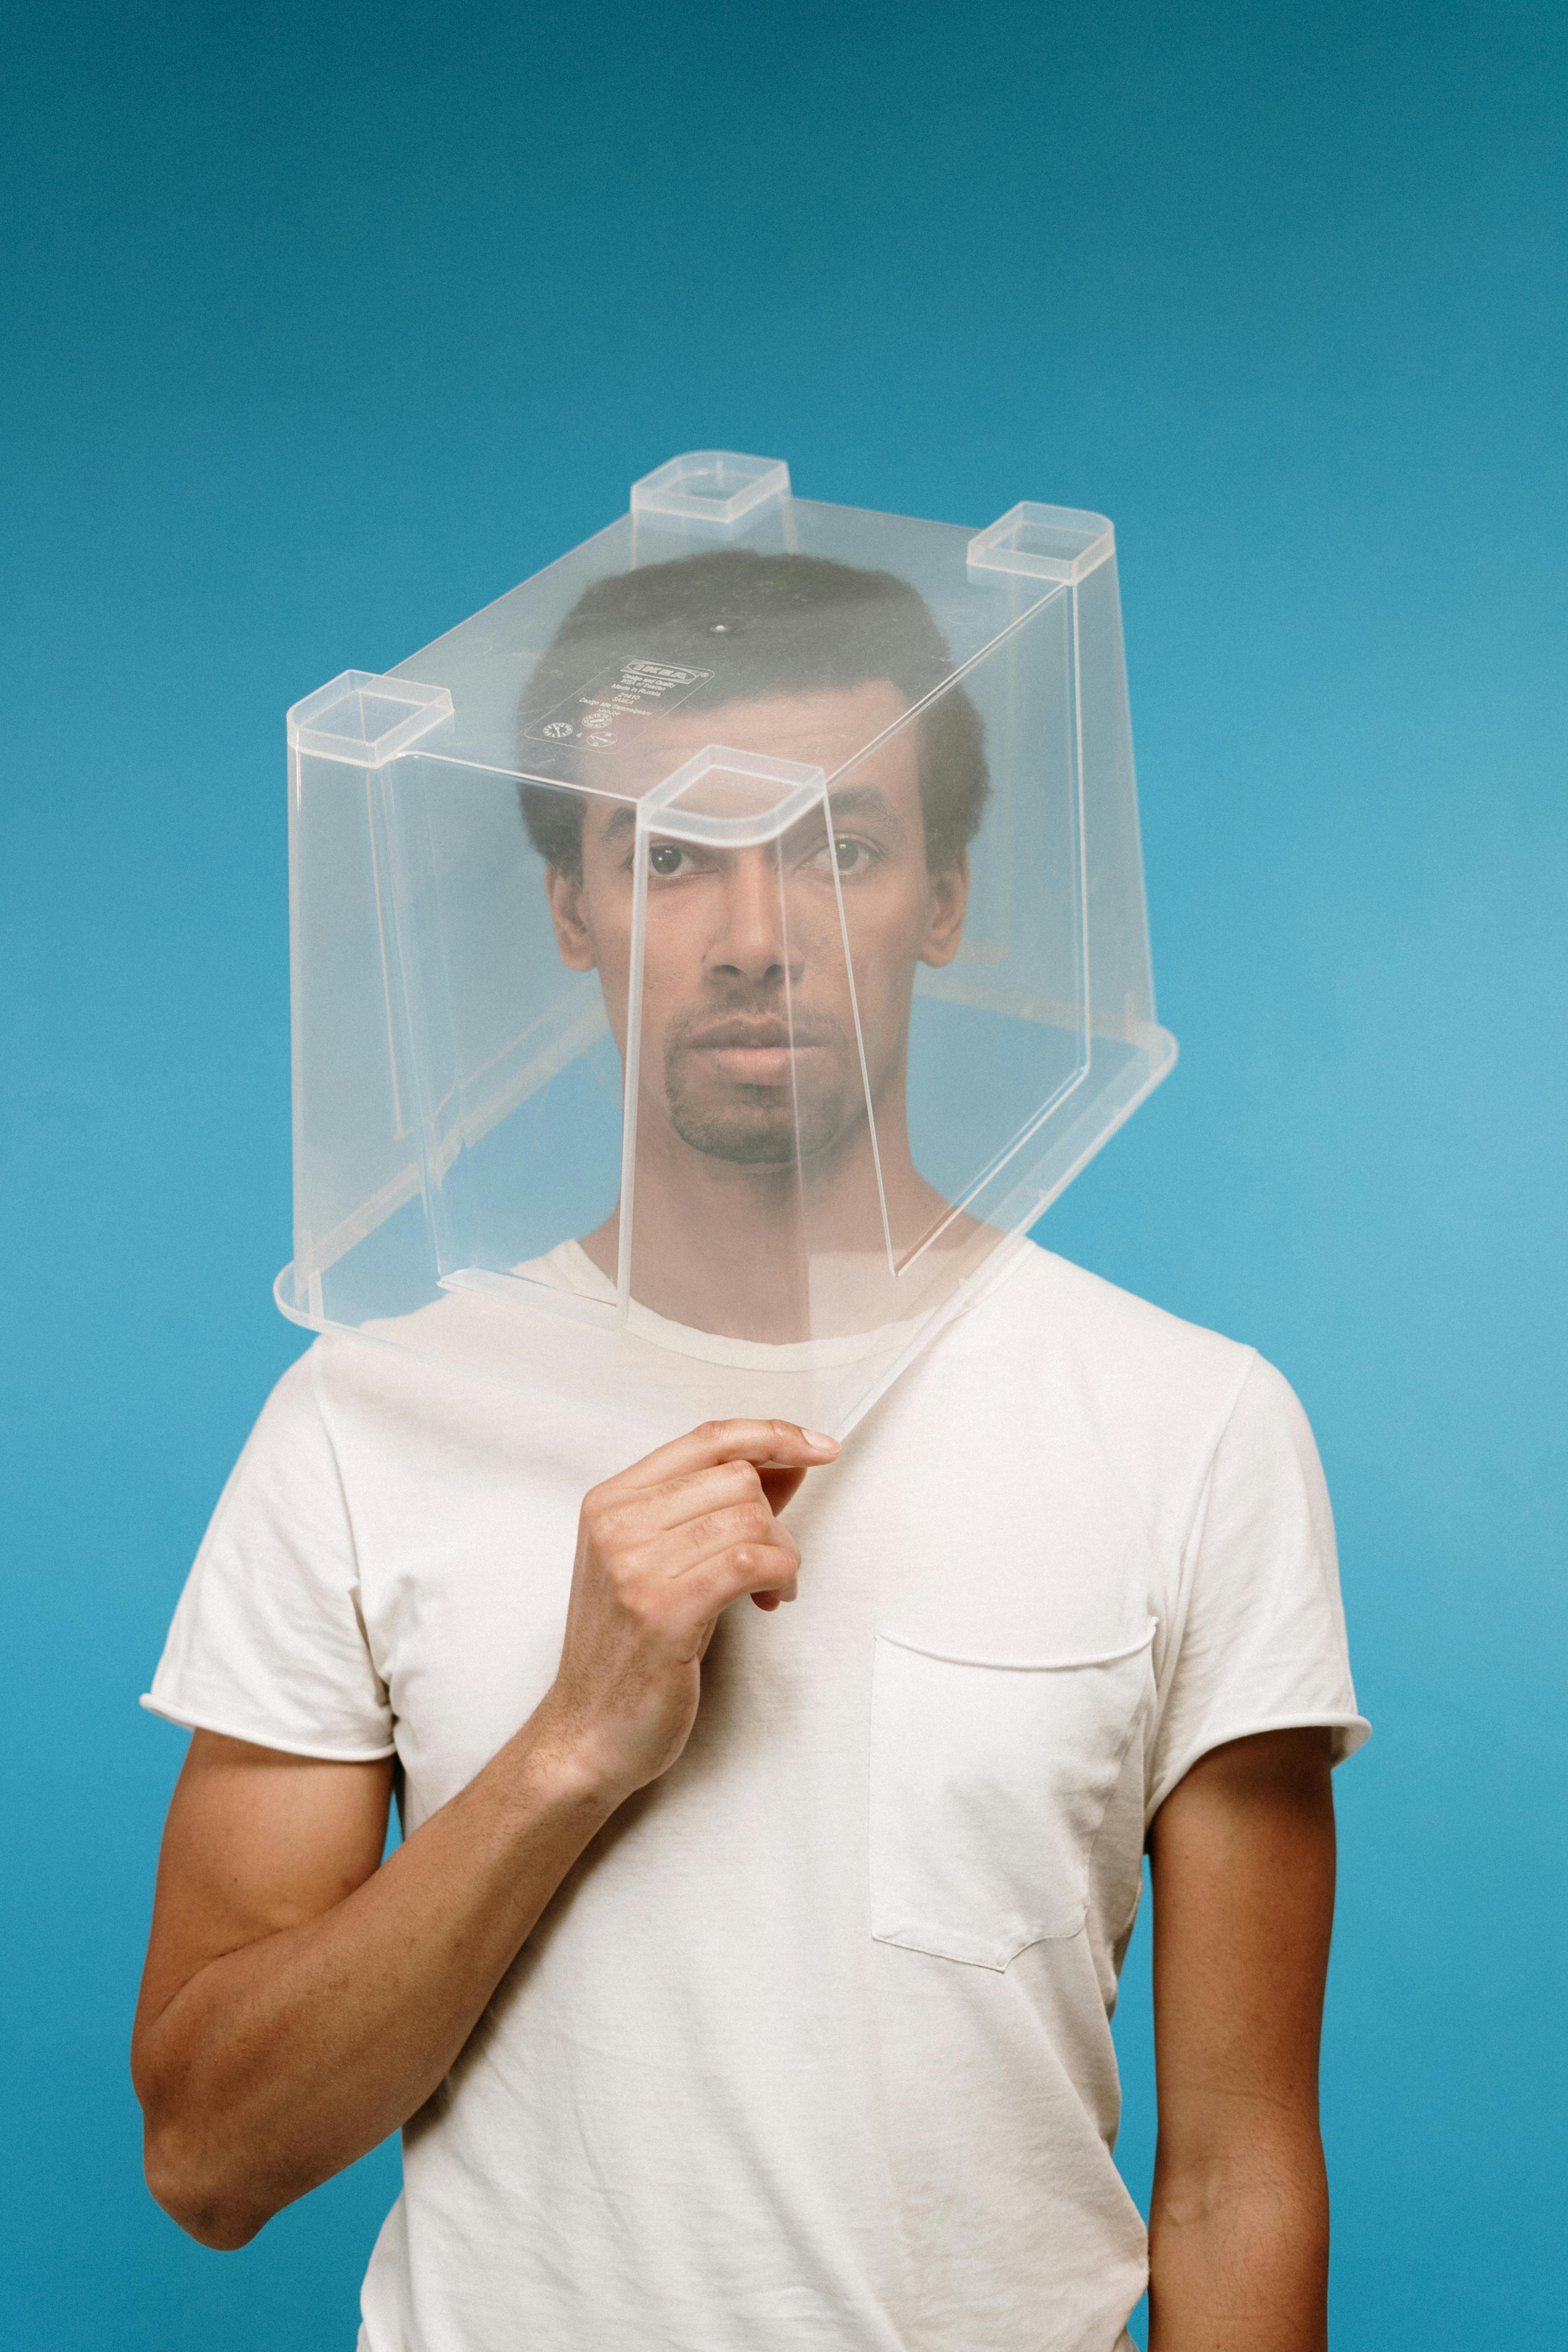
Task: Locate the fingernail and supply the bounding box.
[802,1429,838,1452]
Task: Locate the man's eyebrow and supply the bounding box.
[598,804,637,841]
[825,784,907,840]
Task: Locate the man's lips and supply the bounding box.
[679,1022,833,1088]
[706,1045,800,1085]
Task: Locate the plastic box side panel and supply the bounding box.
[898,591,1089,1236]
[378,754,628,1295]
[288,747,434,1315]
[1074,555,1158,1040]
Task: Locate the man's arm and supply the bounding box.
[1145,1726,1337,2352]
[132,1417,836,2250]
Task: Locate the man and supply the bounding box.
[135,549,1367,2352]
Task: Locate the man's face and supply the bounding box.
[544,680,968,1174]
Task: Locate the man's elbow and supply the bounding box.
[140,2108,273,2251]
[1150,2128,1330,2252]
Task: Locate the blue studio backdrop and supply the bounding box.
[3,1,1564,2345]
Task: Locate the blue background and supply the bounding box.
[4,0,1564,2343]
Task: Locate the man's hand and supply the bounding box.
[1146,1726,1336,2352]
[535,1419,838,1803]
[133,1417,837,2249]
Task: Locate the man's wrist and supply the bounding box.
[503,1696,631,1828]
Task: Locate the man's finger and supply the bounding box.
[599,1420,839,1500]
[672,1543,802,1633]
[652,1503,800,1582]
[592,1459,771,1543]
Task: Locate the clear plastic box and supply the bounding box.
[276,453,1175,1435]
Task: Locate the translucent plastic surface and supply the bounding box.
[278,456,1176,1434]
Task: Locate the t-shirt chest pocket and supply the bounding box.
[868,1624,1156,1971]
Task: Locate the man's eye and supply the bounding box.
[648,841,688,878]
[814,835,873,875]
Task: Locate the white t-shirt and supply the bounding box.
[145,1241,1368,2352]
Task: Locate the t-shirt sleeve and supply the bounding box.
[142,1345,396,1761]
[1145,1351,1370,1820]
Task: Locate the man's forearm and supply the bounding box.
[136,1719,615,2249]
[1147,2137,1330,2352]
[1145,1729,1337,2352]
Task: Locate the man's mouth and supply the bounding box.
[681,1018,831,1089]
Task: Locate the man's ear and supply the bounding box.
[918,853,969,969]
[545,864,597,972]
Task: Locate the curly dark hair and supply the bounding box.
[517,548,988,877]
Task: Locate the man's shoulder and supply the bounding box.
[859,1241,1291,1580]
[953,1237,1260,1430]
[987,1236,1250,1356]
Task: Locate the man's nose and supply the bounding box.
[704,850,804,985]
